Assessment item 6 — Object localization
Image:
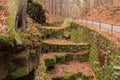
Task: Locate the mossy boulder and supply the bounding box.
[27,1,46,24]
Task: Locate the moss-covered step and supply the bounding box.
[35,50,90,80]
[38,24,71,39]
[51,72,94,80]
[38,20,74,39]
[44,52,89,71]
[44,57,56,71]
[42,39,90,53]
[45,61,96,80]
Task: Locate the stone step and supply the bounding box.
[41,39,90,53]
[40,25,72,39]
[42,51,90,63]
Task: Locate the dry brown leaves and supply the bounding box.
[84,1,120,25]
[45,61,97,80]
[43,39,88,45]
[0,0,9,34]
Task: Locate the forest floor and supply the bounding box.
[83,1,120,25]
[0,0,8,34]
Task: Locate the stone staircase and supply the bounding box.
[35,25,96,80]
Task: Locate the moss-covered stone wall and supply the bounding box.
[70,23,117,80]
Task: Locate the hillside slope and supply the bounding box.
[84,0,120,24]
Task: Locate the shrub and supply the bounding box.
[55,54,65,63]
[44,58,56,71]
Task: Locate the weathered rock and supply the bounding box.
[0,52,8,80]
[0,0,43,80]
[27,0,46,24]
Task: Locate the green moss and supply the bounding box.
[64,73,76,80]
[27,1,46,24]
[82,75,94,80]
[116,46,120,56]
[42,42,90,53]
[64,18,73,23]
[63,31,71,39]
[65,54,74,61]
[70,22,115,80]
[50,72,94,80]
[70,28,86,42]
[51,76,63,80]
[75,72,82,78]
[33,0,45,9]
[44,58,56,71]
[10,68,26,79]
[30,49,36,54]
[0,34,13,43]
[75,52,89,62]
[0,4,4,10]
[6,0,22,44]
[55,54,65,63]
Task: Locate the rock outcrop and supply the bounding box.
[0,0,44,80]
